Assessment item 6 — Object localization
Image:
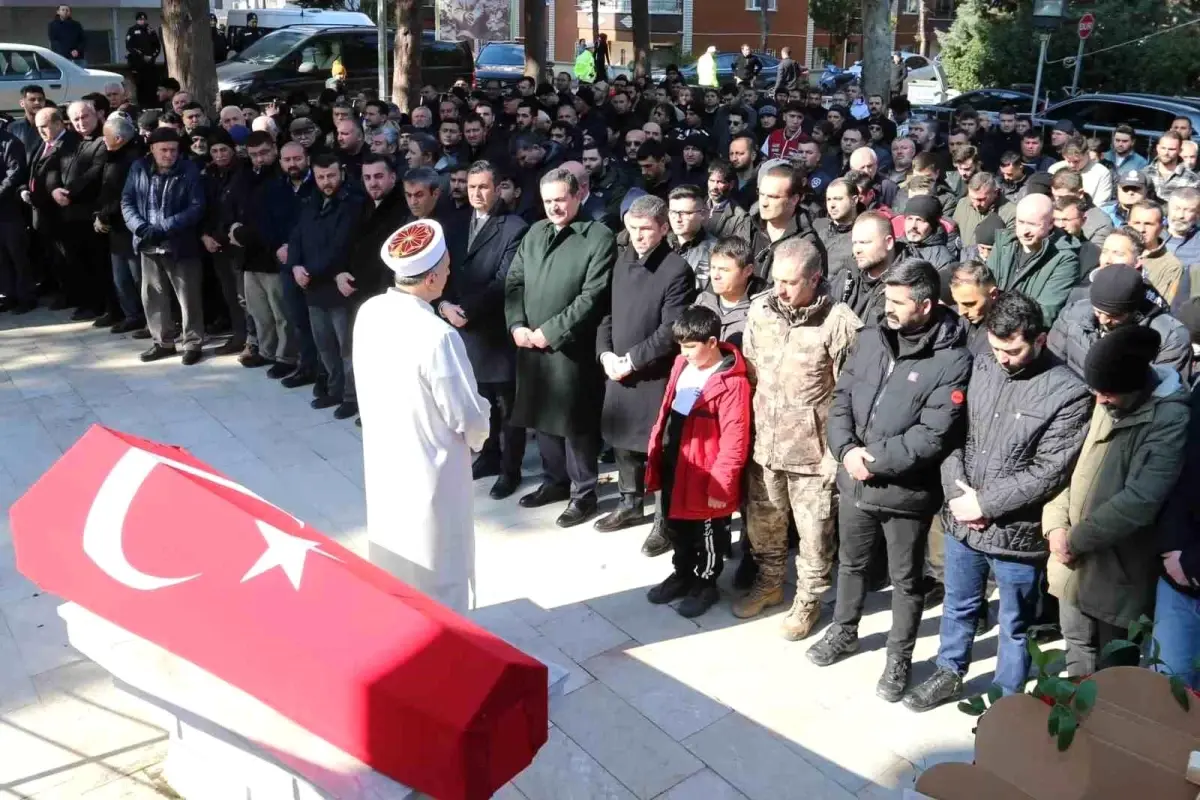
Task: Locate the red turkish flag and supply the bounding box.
[9,425,548,800]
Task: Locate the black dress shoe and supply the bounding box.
[518,483,571,508]
[876,655,912,703]
[139,344,178,363]
[70,307,99,321]
[266,363,293,379]
[334,401,358,419]
[311,395,340,410]
[646,572,692,604]
[489,472,521,499]
[181,350,203,366]
[556,495,598,528]
[280,369,316,389]
[91,313,118,328]
[240,353,269,368]
[903,667,963,713]
[472,456,503,480]
[594,502,645,532]
[313,375,328,398]
[640,518,672,557]
[110,318,142,334]
[131,328,151,340]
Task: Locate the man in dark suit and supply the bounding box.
[563,160,607,224]
[443,160,530,499]
[21,106,81,312]
[55,99,113,323]
[0,128,33,313]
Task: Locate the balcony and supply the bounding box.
[576,0,683,13]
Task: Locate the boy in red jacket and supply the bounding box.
[644,306,753,617]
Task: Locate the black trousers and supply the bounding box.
[477,381,526,476]
[832,500,931,659]
[614,447,647,502]
[0,216,35,306]
[1059,600,1140,677]
[661,411,730,584]
[537,429,600,500]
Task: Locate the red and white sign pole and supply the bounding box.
[1072,13,1096,96]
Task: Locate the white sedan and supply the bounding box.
[0,43,124,114]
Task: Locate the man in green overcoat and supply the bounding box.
[505,167,617,527]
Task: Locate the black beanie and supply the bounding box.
[904,195,942,225]
[207,127,235,150]
[975,213,1005,247]
[1088,266,1144,316]
[147,127,181,147]
[1084,325,1161,395]
[1025,173,1053,196]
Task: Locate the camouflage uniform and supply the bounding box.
[742,290,862,603]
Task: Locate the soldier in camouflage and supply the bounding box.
[734,237,863,639]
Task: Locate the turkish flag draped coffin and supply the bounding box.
[9,425,548,800]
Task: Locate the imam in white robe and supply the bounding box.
[354,289,490,613]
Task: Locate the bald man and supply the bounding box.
[986,193,1081,325]
[849,146,897,210]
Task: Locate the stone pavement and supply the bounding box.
[0,309,986,799]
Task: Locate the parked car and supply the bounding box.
[1034,93,1200,153]
[914,88,1039,125]
[845,51,933,83]
[474,41,526,89]
[654,51,785,89]
[0,43,124,114]
[216,26,473,101]
[222,8,374,51]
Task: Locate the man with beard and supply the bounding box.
[1149,132,1200,204]
[581,143,631,232]
[749,163,823,281]
[1165,187,1200,267]
[705,160,751,242]
[637,139,673,200]
[948,261,1000,355]
[987,193,1081,325]
[903,291,1091,711]
[727,134,758,211]
[889,136,916,185]
[505,168,616,527]
[595,195,695,540]
[897,196,956,294]
[816,177,859,278]
[228,132,296,373]
[124,12,160,107]
[287,154,365,418]
[441,160,529,498]
[203,128,256,359]
[997,151,1028,202]
[848,146,898,210]
[831,211,894,325]
[121,127,206,365]
[674,132,709,188]
[274,142,322,389]
[810,259,971,704]
[1105,124,1148,177]
[463,112,506,166]
[667,185,715,289]
[336,154,408,309]
[736,238,862,630]
[954,171,1016,249]
[1049,263,1191,382]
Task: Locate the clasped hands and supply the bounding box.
[600,351,633,381]
[512,326,548,349]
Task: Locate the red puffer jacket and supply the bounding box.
[645,344,752,521]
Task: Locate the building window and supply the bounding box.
[745,0,777,10]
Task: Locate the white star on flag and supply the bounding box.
[241,521,340,590]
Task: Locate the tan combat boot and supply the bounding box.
[731,580,784,619]
[780,596,822,641]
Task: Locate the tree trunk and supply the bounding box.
[918,0,928,56]
[523,0,547,80]
[860,0,891,98]
[632,0,649,77]
[591,0,600,49]
[161,0,217,113]
[760,4,770,51]
[392,0,421,111]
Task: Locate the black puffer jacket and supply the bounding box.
[940,349,1092,562]
[815,217,855,277]
[896,228,958,303]
[829,264,886,326]
[748,207,825,281]
[1048,297,1192,383]
[828,306,973,516]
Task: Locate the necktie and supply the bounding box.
[468,215,479,248]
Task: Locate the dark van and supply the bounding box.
[216,26,473,100]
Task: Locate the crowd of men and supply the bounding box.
[0,51,1198,707]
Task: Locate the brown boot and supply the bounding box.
[731,580,784,619]
[781,596,822,641]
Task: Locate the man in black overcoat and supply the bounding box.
[595,193,696,540]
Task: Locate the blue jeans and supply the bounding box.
[111,252,144,323]
[307,305,354,403]
[936,532,1042,694]
[1154,577,1200,690]
[279,268,318,371]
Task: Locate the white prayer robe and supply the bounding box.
[354,289,490,613]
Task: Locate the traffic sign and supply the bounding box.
[1078,13,1096,40]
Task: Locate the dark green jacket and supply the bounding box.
[1044,367,1191,629]
[505,218,616,437]
[986,228,1081,326]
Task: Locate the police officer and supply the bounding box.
[235,13,265,53]
[210,14,229,63]
[125,11,161,108]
